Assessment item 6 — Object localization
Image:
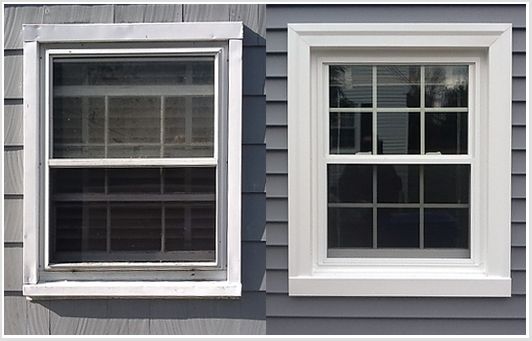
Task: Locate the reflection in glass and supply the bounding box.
[49,167,216,263]
[328,164,373,203]
[424,165,470,203]
[425,208,469,248]
[328,208,373,248]
[377,65,420,108]
[52,57,215,159]
[165,96,215,157]
[330,113,372,154]
[425,113,468,154]
[377,112,420,154]
[53,97,105,158]
[329,65,373,108]
[425,65,468,107]
[377,165,419,203]
[377,208,419,247]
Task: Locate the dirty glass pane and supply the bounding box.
[49,167,216,263]
[52,57,215,158]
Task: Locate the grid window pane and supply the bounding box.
[424,165,470,204]
[52,57,215,159]
[328,164,373,203]
[425,208,469,248]
[425,113,468,154]
[377,165,419,203]
[330,113,372,154]
[377,65,420,108]
[329,65,373,108]
[377,112,420,154]
[49,167,216,263]
[425,65,468,108]
[377,208,419,248]
[328,208,373,248]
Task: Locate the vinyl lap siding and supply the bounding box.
[3,4,266,335]
[265,4,526,335]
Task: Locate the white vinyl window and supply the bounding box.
[288,24,512,297]
[23,23,243,298]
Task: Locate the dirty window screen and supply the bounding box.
[49,56,218,264]
[327,64,470,258]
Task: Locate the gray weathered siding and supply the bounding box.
[3,4,266,335]
[264,4,526,335]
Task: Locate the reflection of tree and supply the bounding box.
[329,65,355,107]
[426,66,468,107]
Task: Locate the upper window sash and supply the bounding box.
[45,48,223,166]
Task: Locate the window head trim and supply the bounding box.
[287,23,512,297]
[23,22,242,298]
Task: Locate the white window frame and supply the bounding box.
[288,23,512,297]
[23,22,243,298]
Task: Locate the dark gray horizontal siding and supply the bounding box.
[265,4,526,335]
[4,4,266,335]
[266,5,527,28]
[267,317,526,335]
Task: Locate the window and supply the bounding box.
[328,64,470,259]
[288,24,512,296]
[23,23,243,298]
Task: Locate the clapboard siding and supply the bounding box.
[3,4,266,335]
[267,317,526,335]
[4,198,23,243]
[114,4,183,23]
[266,5,527,28]
[265,4,526,335]
[4,104,23,146]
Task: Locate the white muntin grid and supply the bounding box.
[326,64,471,258]
[43,48,224,270]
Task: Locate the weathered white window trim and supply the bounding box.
[287,23,512,297]
[23,22,243,298]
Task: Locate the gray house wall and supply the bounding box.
[3,4,266,335]
[264,4,526,335]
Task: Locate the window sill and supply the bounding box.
[23,281,241,299]
[289,275,511,297]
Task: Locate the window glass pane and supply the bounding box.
[330,113,372,154]
[52,57,215,158]
[377,208,419,247]
[377,165,419,203]
[329,65,372,108]
[53,97,105,158]
[424,165,470,204]
[49,167,216,263]
[328,164,373,203]
[425,113,468,154]
[328,208,373,248]
[377,112,420,154]
[425,65,468,107]
[425,208,469,249]
[377,65,420,108]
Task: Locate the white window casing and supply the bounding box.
[287,24,512,297]
[23,23,243,298]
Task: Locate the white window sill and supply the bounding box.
[289,275,511,297]
[23,281,241,299]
